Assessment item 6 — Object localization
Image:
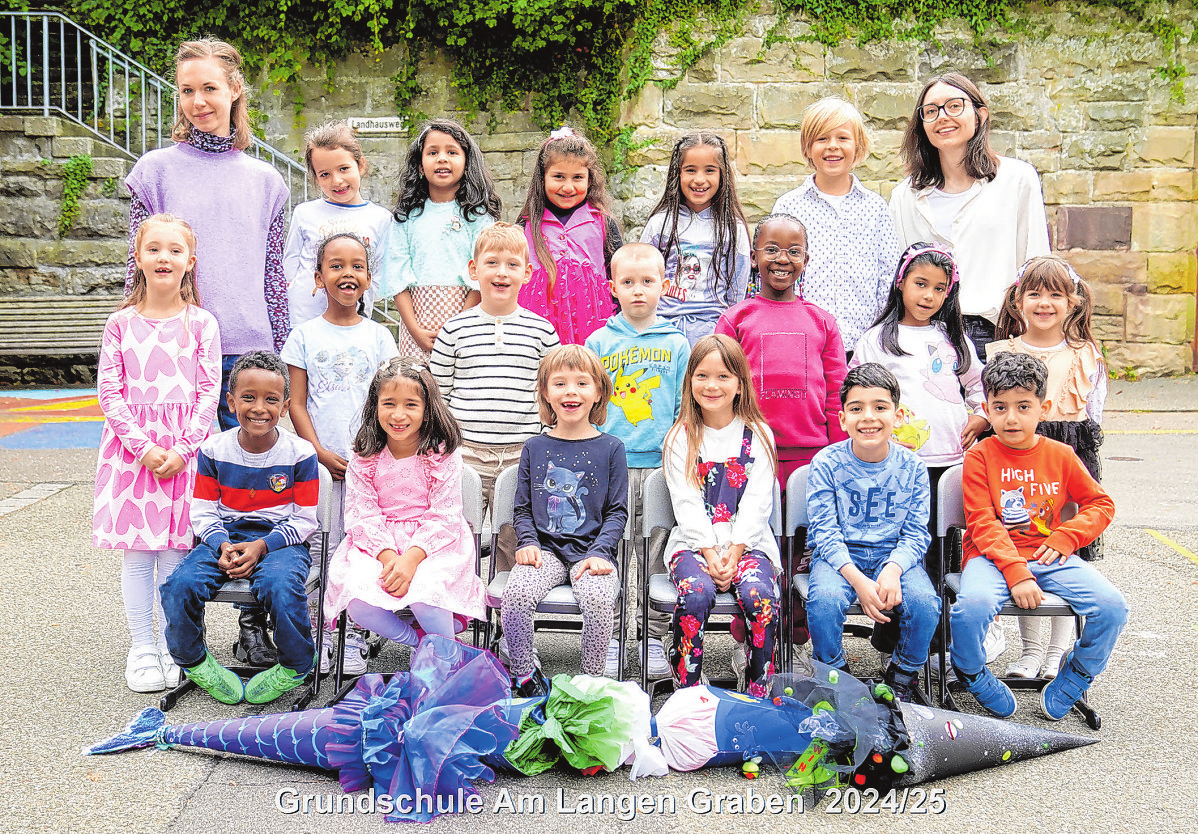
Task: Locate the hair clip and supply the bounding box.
[549,126,574,141]
[897,246,959,289]
[1014,259,1082,286]
[409,363,426,374]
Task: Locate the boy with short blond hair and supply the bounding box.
[950,352,1125,720]
[431,222,560,571]
[585,242,691,677]
[771,97,899,352]
[806,363,939,702]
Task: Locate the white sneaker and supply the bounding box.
[342,629,369,676]
[983,619,1007,664]
[878,651,892,675]
[159,646,181,689]
[1042,650,1065,680]
[497,633,541,669]
[640,638,670,679]
[1006,653,1043,679]
[604,638,621,678]
[125,645,165,693]
[731,641,749,691]
[317,632,337,675]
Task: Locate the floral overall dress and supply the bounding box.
[669,427,780,697]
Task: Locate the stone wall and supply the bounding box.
[0,115,130,298]
[2,3,1195,377]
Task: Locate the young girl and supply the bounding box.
[284,121,393,329]
[890,72,1050,358]
[989,255,1107,680]
[323,358,486,655]
[501,345,629,696]
[716,213,848,488]
[379,119,501,358]
[642,132,751,346]
[772,98,900,354]
[662,334,780,696]
[518,126,624,345]
[849,242,988,668]
[93,214,221,693]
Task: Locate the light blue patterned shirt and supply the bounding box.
[377,200,495,298]
[772,175,900,351]
[807,439,931,574]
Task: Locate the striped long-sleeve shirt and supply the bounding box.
[431,306,560,445]
[191,428,319,553]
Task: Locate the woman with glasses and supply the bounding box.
[889,72,1050,358]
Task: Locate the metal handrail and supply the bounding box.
[1,10,308,206]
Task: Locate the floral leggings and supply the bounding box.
[669,549,779,697]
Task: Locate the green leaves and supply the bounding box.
[58,154,93,238]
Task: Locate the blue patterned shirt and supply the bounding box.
[772,175,900,350]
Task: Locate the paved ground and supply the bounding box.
[1,377,1196,833]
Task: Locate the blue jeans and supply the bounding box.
[216,354,240,432]
[807,545,941,673]
[949,555,1127,678]
[162,542,315,675]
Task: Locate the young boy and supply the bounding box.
[585,243,691,678]
[161,351,319,705]
[950,352,1125,720]
[431,222,560,575]
[805,363,940,702]
[771,97,899,355]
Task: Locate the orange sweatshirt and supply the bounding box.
[962,435,1114,589]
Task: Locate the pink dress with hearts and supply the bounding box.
[93,305,222,550]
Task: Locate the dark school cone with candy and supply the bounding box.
[84,636,521,823]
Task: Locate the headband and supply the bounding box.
[1015,260,1082,286]
[897,246,959,289]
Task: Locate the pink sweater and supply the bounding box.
[716,296,848,456]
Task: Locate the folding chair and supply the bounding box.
[786,465,933,702]
[482,464,632,680]
[160,463,337,712]
[935,465,1100,728]
[638,467,783,693]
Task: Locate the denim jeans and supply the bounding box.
[807,545,941,673]
[163,541,315,674]
[948,555,1127,678]
[216,354,240,432]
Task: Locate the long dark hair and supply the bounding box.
[872,242,972,376]
[393,118,501,224]
[353,357,462,459]
[518,125,617,292]
[900,72,998,190]
[647,131,748,306]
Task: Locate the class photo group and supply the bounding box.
[96,33,1124,744]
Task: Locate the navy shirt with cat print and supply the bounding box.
[513,433,629,565]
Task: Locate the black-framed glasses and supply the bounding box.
[756,245,807,260]
[919,97,967,122]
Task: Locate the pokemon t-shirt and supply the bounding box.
[962,435,1114,589]
[512,433,629,565]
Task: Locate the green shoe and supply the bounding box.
[185,654,244,705]
[244,663,307,704]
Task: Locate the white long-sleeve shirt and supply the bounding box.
[662,418,779,571]
[889,156,1050,323]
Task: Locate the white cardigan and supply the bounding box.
[889,155,1050,323]
[662,418,780,571]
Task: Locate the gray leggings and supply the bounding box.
[500,551,618,677]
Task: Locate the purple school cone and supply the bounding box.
[85,636,521,823]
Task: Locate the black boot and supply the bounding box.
[233,608,277,668]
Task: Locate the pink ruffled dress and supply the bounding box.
[323,447,486,622]
[92,305,222,550]
[519,203,613,345]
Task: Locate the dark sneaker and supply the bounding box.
[955,664,1017,718]
[244,663,307,704]
[883,664,920,703]
[1039,651,1092,721]
[512,668,550,699]
[185,653,245,705]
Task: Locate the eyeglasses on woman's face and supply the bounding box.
[919,97,968,122]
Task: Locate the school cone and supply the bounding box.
[894,701,1098,786]
[84,636,521,823]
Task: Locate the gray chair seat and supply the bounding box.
[486,571,591,614]
[647,572,740,613]
[943,573,1077,617]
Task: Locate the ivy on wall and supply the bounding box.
[2,0,1190,143]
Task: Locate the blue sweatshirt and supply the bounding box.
[584,313,691,468]
[806,439,931,574]
[514,433,629,565]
